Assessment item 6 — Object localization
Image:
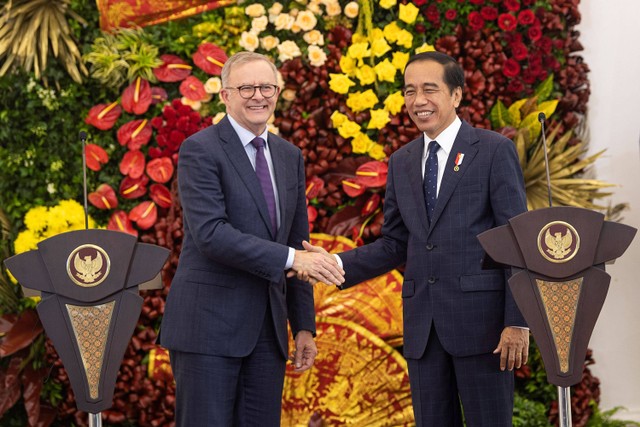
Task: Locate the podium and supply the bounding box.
[4,229,169,420]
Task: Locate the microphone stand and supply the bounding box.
[538,113,572,427]
[79,131,102,427]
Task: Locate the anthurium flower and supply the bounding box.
[119,175,149,199]
[153,54,192,82]
[149,184,173,208]
[119,150,146,179]
[85,143,109,171]
[128,201,157,230]
[355,161,388,188]
[108,210,138,236]
[342,178,366,197]
[117,119,152,150]
[305,176,325,199]
[88,184,118,210]
[193,42,228,75]
[146,157,174,183]
[179,76,207,101]
[85,101,122,130]
[361,193,381,217]
[151,87,168,104]
[121,77,152,115]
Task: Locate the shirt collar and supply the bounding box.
[227,115,270,150]
[422,116,462,160]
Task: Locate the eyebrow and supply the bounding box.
[404,82,440,89]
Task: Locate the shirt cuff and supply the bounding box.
[334,254,343,269]
[285,247,295,270]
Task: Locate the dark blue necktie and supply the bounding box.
[423,140,440,223]
[251,137,277,233]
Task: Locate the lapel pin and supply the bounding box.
[454,152,464,172]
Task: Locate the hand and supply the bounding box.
[290,240,344,286]
[290,330,317,372]
[493,326,529,371]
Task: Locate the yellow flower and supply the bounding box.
[347,42,371,61]
[212,112,226,124]
[374,59,397,83]
[339,55,357,76]
[239,31,260,51]
[260,35,280,51]
[329,73,356,94]
[324,1,342,17]
[384,91,405,115]
[303,30,324,46]
[399,3,420,24]
[347,90,379,113]
[204,77,222,94]
[379,0,397,10]
[368,143,387,160]
[274,13,295,31]
[367,109,391,130]
[251,16,269,33]
[352,132,374,154]
[295,10,318,31]
[416,43,436,54]
[392,51,410,72]
[14,231,39,254]
[355,64,376,86]
[245,3,266,17]
[352,33,368,44]
[23,205,48,233]
[383,21,402,43]
[308,45,327,67]
[396,29,414,49]
[338,120,362,139]
[344,1,359,19]
[277,40,302,62]
[330,111,349,127]
[371,38,391,58]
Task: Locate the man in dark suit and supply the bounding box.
[302,52,529,426]
[159,52,344,426]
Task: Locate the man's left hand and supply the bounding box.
[493,327,529,371]
[290,330,317,372]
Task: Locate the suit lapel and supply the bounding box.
[429,121,479,230]
[405,137,432,235]
[218,117,276,238]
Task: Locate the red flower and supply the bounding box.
[108,211,138,236]
[536,36,553,54]
[151,116,164,129]
[193,42,228,75]
[153,54,192,82]
[151,87,168,105]
[88,184,118,210]
[517,9,535,25]
[480,6,498,20]
[507,78,524,93]
[355,161,388,188]
[307,205,318,222]
[85,101,122,131]
[469,0,484,4]
[412,0,427,6]
[85,143,109,171]
[425,5,440,23]
[504,0,520,11]
[528,24,542,41]
[305,176,325,200]
[121,77,153,115]
[498,13,517,31]
[149,184,173,208]
[445,9,457,20]
[146,157,174,183]
[119,175,149,199]
[511,42,529,61]
[502,58,521,77]
[117,119,152,150]
[119,150,146,179]
[361,193,381,217]
[179,76,207,101]
[468,11,486,31]
[129,201,157,230]
[341,179,366,198]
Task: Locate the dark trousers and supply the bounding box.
[169,310,285,427]
[407,325,514,427]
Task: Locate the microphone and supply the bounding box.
[80,131,89,229]
[538,113,553,207]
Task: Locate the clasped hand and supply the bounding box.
[289,241,344,286]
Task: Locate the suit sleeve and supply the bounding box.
[489,138,528,328]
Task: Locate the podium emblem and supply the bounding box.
[67,244,111,287]
[537,221,580,263]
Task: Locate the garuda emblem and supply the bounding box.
[537,221,580,263]
[66,244,110,287]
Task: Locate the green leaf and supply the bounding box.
[490,99,511,128]
[534,74,554,102]
[537,100,559,121]
[508,98,528,128]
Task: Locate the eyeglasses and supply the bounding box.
[224,84,279,99]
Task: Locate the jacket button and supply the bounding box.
[428,277,436,284]
[426,243,434,250]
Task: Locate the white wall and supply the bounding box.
[579,0,640,420]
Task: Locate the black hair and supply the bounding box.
[404,51,465,95]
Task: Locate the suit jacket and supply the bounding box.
[340,120,527,359]
[159,116,315,358]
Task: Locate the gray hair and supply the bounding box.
[221,51,279,87]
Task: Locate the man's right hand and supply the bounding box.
[291,240,344,286]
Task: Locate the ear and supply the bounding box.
[453,87,463,108]
[220,89,230,104]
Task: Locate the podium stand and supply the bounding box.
[4,229,169,425]
[478,206,636,424]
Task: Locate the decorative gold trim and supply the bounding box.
[537,221,580,263]
[66,244,111,287]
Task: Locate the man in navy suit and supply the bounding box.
[302,52,529,426]
[159,52,344,426]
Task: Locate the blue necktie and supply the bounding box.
[424,140,440,223]
[251,137,277,233]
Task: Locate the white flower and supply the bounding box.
[212,112,226,124]
[245,3,266,18]
[324,1,342,17]
[47,183,56,194]
[282,88,297,101]
[295,10,318,31]
[307,2,322,14]
[268,2,283,16]
[344,1,359,19]
[260,35,280,51]
[307,45,327,67]
[204,77,222,94]
[181,97,202,111]
[303,29,325,46]
[239,31,260,51]
[251,16,269,33]
[274,13,295,31]
[267,123,280,135]
[277,40,302,62]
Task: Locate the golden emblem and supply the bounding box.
[66,244,110,287]
[537,221,580,263]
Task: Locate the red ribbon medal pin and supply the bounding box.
[454,153,464,172]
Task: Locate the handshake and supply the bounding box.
[289,241,345,287]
